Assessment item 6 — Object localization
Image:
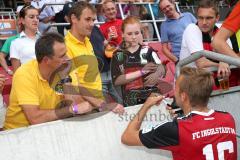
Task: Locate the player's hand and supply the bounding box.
[143,93,163,109]
[166,106,178,118]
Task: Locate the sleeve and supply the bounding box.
[190,13,197,23]
[184,24,203,54]
[160,22,169,43]
[146,47,161,64]
[39,6,53,20]
[110,51,124,84]
[222,2,240,33]
[10,40,20,60]
[12,71,40,105]
[99,24,108,40]
[139,119,179,149]
[96,26,105,42]
[1,37,12,55]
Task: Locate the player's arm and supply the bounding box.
[121,95,163,146]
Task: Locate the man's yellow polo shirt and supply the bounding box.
[4,60,63,130]
[65,31,103,98]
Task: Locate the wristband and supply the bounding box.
[60,76,72,84]
[140,69,145,76]
[99,102,107,112]
[6,68,12,74]
[71,104,78,114]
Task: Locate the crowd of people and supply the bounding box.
[0,0,239,159]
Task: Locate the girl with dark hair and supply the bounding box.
[10,5,40,73]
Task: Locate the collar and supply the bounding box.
[19,31,41,38]
[200,24,219,42]
[32,60,47,81]
[66,31,89,45]
[34,60,47,82]
[166,12,183,21]
[178,109,215,120]
[190,109,214,116]
[106,18,118,23]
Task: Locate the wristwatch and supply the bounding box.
[6,69,13,75]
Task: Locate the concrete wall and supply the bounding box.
[0,91,239,160]
[0,103,173,160]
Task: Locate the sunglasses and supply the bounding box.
[19,5,37,17]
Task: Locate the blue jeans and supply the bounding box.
[101,71,122,104]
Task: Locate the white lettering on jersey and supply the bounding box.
[192,127,236,140]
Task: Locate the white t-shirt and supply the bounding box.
[179,23,203,67]
[10,31,40,64]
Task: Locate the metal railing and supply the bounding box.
[175,50,240,96]
[42,2,167,41]
[0,8,16,19]
[176,50,240,138]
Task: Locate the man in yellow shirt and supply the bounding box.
[65,2,109,107]
[4,33,94,130]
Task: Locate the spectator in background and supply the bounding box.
[90,25,122,103]
[62,1,122,104]
[30,0,55,33]
[121,67,237,160]
[10,5,40,73]
[65,1,124,113]
[0,13,25,75]
[45,0,72,34]
[100,1,123,48]
[0,35,19,75]
[179,0,231,77]
[4,33,94,130]
[65,1,103,102]
[61,1,75,34]
[212,1,240,58]
[111,16,166,106]
[159,0,196,63]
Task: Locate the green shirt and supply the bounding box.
[1,34,20,55]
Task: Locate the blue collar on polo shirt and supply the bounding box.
[166,12,184,21]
